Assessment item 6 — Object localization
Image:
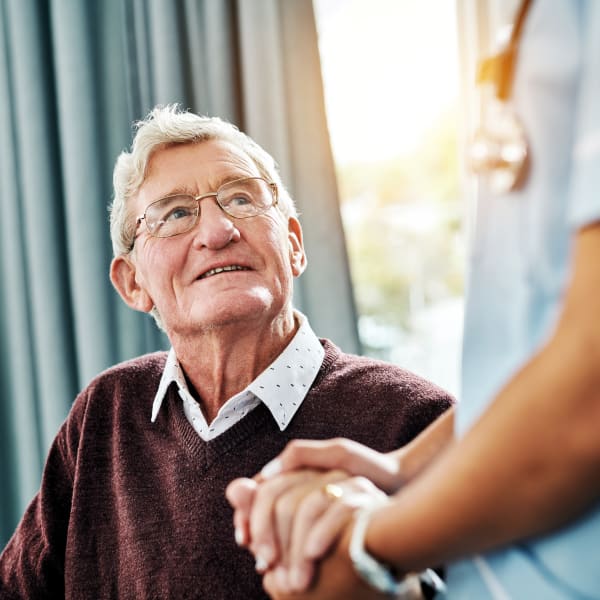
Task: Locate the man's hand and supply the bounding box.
[261,519,392,600]
[227,468,388,593]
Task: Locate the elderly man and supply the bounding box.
[0,105,452,599]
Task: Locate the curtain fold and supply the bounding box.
[51,1,118,381]
[0,0,359,547]
[237,1,360,348]
[2,0,76,473]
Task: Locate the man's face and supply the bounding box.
[116,140,305,338]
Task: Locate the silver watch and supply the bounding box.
[349,506,447,598]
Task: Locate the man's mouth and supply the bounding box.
[197,265,250,280]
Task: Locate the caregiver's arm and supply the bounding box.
[363,224,600,572]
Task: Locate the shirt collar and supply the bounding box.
[150,312,324,431]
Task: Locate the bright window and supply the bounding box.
[314,0,465,396]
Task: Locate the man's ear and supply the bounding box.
[287,217,307,277]
[110,255,154,313]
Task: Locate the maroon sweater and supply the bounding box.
[0,340,452,599]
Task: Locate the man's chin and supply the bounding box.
[174,296,281,333]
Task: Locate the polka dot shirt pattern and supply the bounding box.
[150,312,325,441]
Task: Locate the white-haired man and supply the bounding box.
[0,106,452,599]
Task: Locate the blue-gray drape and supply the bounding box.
[0,0,359,547]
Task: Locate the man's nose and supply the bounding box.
[191,196,241,249]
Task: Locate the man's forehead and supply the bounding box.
[140,139,261,197]
[150,139,254,168]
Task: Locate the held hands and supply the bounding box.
[262,522,391,600]
[226,438,397,596]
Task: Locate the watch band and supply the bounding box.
[349,506,447,598]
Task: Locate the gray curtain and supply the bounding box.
[0,0,359,547]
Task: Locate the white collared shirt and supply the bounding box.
[150,312,325,441]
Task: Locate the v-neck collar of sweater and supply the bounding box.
[151,313,325,440]
[153,339,341,466]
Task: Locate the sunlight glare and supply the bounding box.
[315,0,459,164]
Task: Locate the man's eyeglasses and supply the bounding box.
[129,177,278,251]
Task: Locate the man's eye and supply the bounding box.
[165,206,193,221]
[229,195,252,207]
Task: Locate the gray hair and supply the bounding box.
[109,104,296,257]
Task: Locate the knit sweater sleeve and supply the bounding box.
[0,391,87,598]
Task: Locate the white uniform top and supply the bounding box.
[451,1,600,597]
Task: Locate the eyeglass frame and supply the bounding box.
[128,176,279,252]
